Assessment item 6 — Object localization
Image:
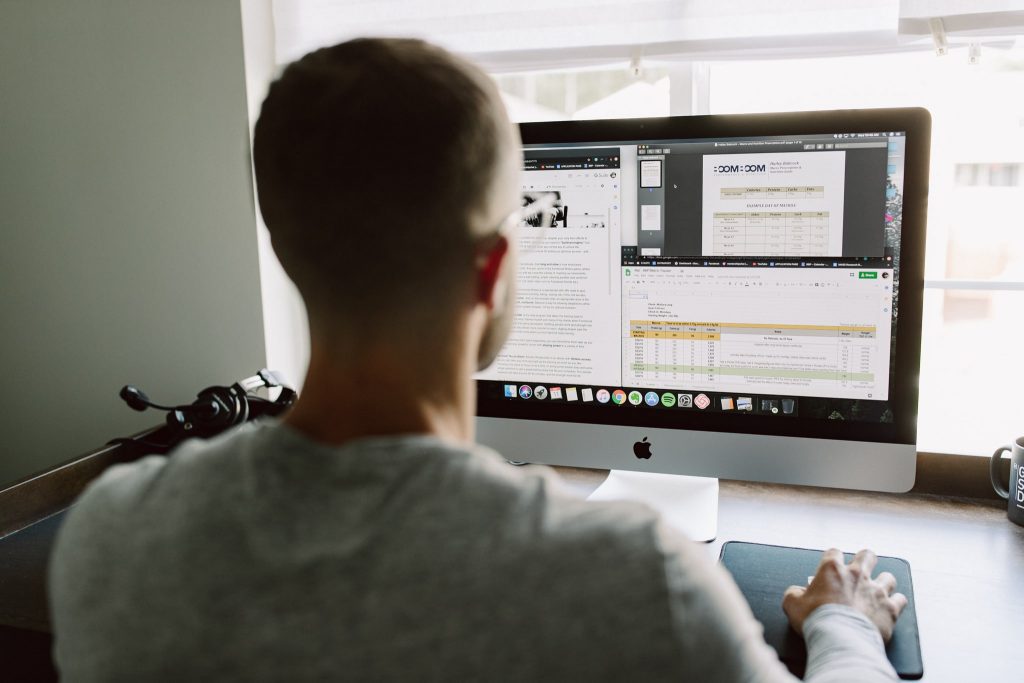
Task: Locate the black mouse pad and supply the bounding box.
[719,541,922,680]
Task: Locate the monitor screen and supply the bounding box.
[477,109,928,452]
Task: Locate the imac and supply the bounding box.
[476,108,929,540]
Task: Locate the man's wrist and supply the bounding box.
[804,603,887,651]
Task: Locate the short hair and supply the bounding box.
[253,38,511,334]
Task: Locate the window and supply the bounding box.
[495,45,1024,455]
[954,163,1021,187]
[495,68,669,122]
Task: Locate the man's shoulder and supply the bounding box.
[76,453,167,516]
[461,448,670,560]
[54,423,267,553]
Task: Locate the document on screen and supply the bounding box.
[476,168,622,386]
[701,151,846,257]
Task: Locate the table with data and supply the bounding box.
[711,211,831,256]
[624,319,877,395]
[719,186,825,200]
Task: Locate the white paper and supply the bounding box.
[640,159,662,188]
[701,151,846,257]
[640,204,661,232]
[587,470,718,541]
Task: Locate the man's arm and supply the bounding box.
[784,548,905,682]
[654,525,899,682]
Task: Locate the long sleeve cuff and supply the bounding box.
[802,604,898,683]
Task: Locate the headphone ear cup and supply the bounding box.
[231,385,249,425]
[194,386,242,431]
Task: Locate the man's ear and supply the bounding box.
[476,235,511,310]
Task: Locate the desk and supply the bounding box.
[2,464,1021,681]
[545,466,1024,683]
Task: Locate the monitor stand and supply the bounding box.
[587,470,719,542]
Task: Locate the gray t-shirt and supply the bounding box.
[49,420,897,682]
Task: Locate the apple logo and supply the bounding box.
[633,436,653,460]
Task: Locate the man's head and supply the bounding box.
[253,38,519,367]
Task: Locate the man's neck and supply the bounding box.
[283,335,477,447]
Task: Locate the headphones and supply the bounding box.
[119,369,297,442]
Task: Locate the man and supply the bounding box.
[49,38,905,681]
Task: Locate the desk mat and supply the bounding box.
[719,541,922,680]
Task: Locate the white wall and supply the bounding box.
[0,0,267,486]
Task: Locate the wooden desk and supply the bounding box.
[544,465,1024,683]
[2,463,1021,681]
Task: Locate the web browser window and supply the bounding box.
[477,149,624,386]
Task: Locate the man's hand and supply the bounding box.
[783,548,908,642]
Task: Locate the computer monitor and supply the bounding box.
[476,108,929,537]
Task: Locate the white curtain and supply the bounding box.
[271,0,1024,71]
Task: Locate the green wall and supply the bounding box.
[0,0,266,486]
